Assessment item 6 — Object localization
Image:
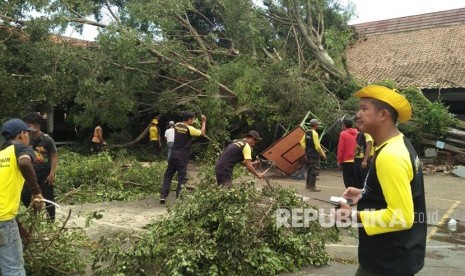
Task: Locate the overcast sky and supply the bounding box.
[344,0,465,24]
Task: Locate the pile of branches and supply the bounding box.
[56,149,166,203]
[91,182,338,275]
[18,209,90,275]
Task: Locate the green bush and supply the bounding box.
[91,182,337,275]
[397,87,458,147]
[56,149,165,203]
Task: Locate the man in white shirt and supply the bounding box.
[164,121,175,160]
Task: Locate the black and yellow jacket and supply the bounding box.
[358,134,426,275]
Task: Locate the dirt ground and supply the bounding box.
[58,166,465,275]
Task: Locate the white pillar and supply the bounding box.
[47,107,54,134]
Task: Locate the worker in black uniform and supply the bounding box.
[300,119,327,192]
[159,111,206,204]
[215,130,265,186]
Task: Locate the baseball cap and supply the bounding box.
[169,121,175,126]
[245,130,262,140]
[309,119,319,126]
[1,118,35,139]
[354,85,412,123]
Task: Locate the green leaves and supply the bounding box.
[56,149,165,203]
[1,0,356,148]
[18,209,91,275]
[92,182,335,275]
[372,84,460,143]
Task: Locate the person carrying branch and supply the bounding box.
[215,130,265,186]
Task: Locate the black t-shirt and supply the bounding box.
[30,133,57,172]
[215,140,250,173]
[171,123,201,158]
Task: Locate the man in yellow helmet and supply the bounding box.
[335,85,426,275]
[149,118,161,162]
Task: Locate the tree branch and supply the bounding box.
[175,13,214,65]
[304,0,313,37]
[0,14,25,25]
[258,10,292,25]
[60,0,84,18]
[291,24,303,69]
[105,0,122,25]
[112,123,151,148]
[262,48,277,62]
[63,17,107,28]
[58,1,238,98]
[289,0,346,82]
[166,78,203,94]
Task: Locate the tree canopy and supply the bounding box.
[4,0,453,150]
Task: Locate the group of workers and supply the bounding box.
[1,84,427,276]
[149,119,176,161]
[156,85,427,276]
[157,112,265,204]
[300,114,374,193]
[1,113,58,275]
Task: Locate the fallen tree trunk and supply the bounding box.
[421,125,465,157]
[422,138,465,155]
[111,123,151,148]
[446,127,465,140]
[423,133,465,148]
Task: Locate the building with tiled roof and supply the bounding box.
[346,8,465,120]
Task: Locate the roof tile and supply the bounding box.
[346,21,465,89]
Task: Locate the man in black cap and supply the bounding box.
[215,130,265,186]
[0,118,44,275]
[300,119,327,191]
[335,85,426,276]
[159,111,206,203]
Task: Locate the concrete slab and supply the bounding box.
[452,165,465,178]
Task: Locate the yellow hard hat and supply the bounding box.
[354,85,412,123]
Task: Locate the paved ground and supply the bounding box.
[58,168,465,275]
